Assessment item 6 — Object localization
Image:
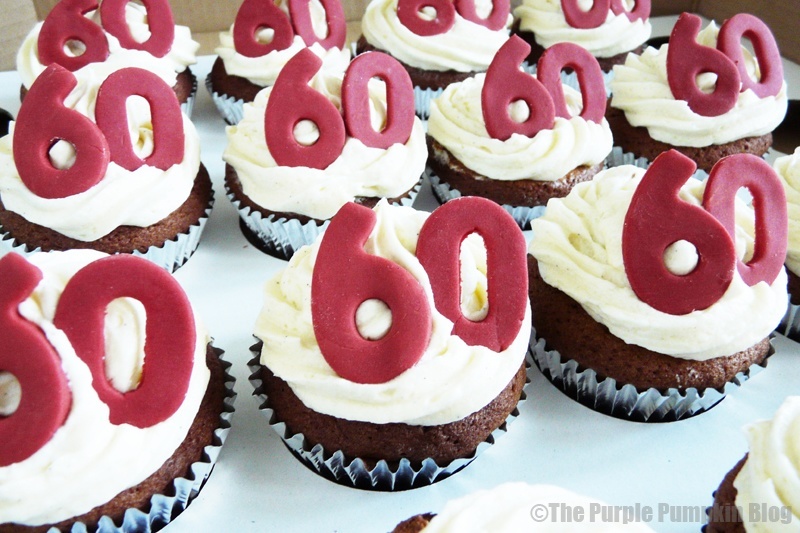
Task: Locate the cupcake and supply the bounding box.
[427,35,612,229]
[392,482,656,531]
[356,0,513,117]
[774,148,800,339]
[608,12,787,173]
[249,198,531,490]
[207,0,351,124]
[707,396,800,532]
[17,0,200,115]
[0,61,213,273]
[224,48,426,260]
[0,250,235,531]
[513,0,652,74]
[528,150,788,421]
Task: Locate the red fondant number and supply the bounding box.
[703,154,787,287]
[312,197,528,383]
[717,13,783,99]
[536,42,606,122]
[233,0,294,58]
[561,0,610,30]
[95,67,184,171]
[14,64,110,199]
[397,0,456,37]
[38,0,109,72]
[455,0,510,31]
[53,255,196,428]
[609,0,650,23]
[311,203,432,384]
[417,197,528,352]
[289,0,347,50]
[100,0,174,58]
[0,254,71,468]
[342,52,415,149]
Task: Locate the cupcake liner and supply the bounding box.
[777,302,800,342]
[227,179,422,261]
[247,343,530,491]
[65,345,236,533]
[414,86,444,120]
[604,145,652,170]
[529,328,775,422]
[205,74,246,125]
[0,192,213,274]
[181,71,199,118]
[426,168,545,230]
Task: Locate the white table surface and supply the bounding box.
[1,15,799,533]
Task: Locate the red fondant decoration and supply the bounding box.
[342,52,414,149]
[454,0,510,31]
[609,0,650,22]
[622,150,736,315]
[95,67,184,172]
[233,0,294,58]
[37,0,109,71]
[396,0,456,37]
[100,0,174,58]
[265,48,345,169]
[482,35,555,141]
[53,255,196,428]
[561,0,610,29]
[536,42,606,123]
[666,12,740,117]
[417,197,528,351]
[311,202,432,384]
[717,13,783,99]
[0,254,71,467]
[289,0,346,50]
[703,154,788,287]
[14,64,110,199]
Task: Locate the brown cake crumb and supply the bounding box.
[705,457,747,533]
[391,513,437,533]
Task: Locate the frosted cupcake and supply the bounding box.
[17,0,200,115]
[224,49,426,260]
[0,250,234,531]
[774,148,800,339]
[357,0,512,117]
[608,13,787,172]
[528,151,788,421]
[208,0,351,124]
[250,199,531,489]
[0,61,212,273]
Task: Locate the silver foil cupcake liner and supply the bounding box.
[777,302,800,342]
[529,328,775,422]
[227,179,422,261]
[180,69,199,118]
[247,343,530,491]
[414,86,444,120]
[64,345,236,533]
[0,194,213,274]
[426,168,545,230]
[205,74,247,125]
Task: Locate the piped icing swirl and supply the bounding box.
[360,0,512,73]
[0,56,201,242]
[255,201,531,425]
[734,396,800,532]
[427,73,612,181]
[514,0,652,59]
[223,61,427,220]
[610,22,787,148]
[774,148,800,277]
[0,250,210,526]
[528,164,787,360]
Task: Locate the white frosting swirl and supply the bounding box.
[0,250,210,526]
[775,148,800,277]
[16,2,199,90]
[0,56,201,242]
[255,201,531,425]
[734,396,800,532]
[610,23,788,148]
[427,73,613,181]
[422,483,656,532]
[528,165,787,360]
[361,0,512,73]
[223,63,427,220]
[514,0,652,59]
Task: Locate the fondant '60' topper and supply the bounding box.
[482,35,606,141]
[623,149,787,315]
[560,0,650,30]
[311,196,529,384]
[666,12,783,117]
[397,0,510,36]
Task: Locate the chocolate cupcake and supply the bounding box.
[773,148,800,339]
